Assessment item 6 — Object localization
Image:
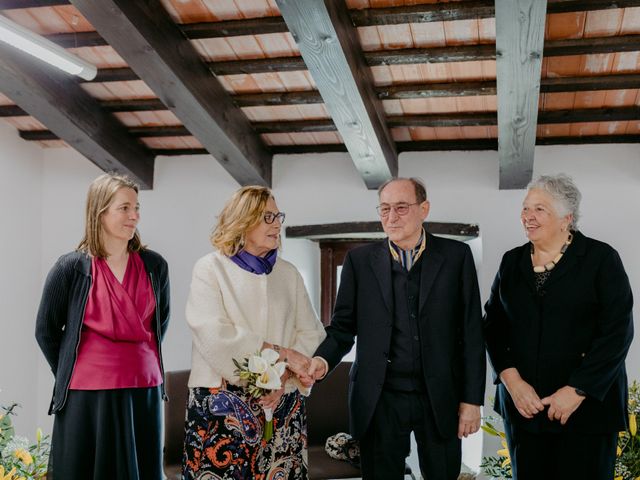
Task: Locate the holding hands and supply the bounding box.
[266,344,322,389]
[282,350,328,388]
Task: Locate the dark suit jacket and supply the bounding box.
[315,233,485,440]
[484,231,634,434]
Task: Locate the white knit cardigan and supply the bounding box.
[185,250,326,393]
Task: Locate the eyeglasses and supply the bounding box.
[376,202,419,217]
[263,211,286,224]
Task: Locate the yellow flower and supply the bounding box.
[617,445,622,457]
[497,439,511,461]
[0,466,17,480]
[614,476,623,480]
[501,456,511,467]
[14,447,33,465]
[630,413,637,437]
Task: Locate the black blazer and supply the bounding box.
[315,233,485,439]
[484,231,634,434]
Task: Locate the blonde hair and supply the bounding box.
[211,186,273,256]
[77,173,144,258]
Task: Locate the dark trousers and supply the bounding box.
[359,389,461,480]
[504,419,618,480]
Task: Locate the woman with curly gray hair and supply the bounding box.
[484,174,634,479]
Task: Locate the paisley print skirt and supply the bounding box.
[182,384,308,480]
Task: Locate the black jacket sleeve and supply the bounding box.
[568,248,634,401]
[461,244,486,405]
[483,254,515,384]
[314,251,358,372]
[157,257,171,340]
[34,255,72,375]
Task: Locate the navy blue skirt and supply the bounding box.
[49,386,162,480]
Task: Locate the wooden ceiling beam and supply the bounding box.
[0,104,27,116]
[180,17,288,38]
[72,34,640,86]
[270,144,348,154]
[351,0,495,25]
[0,0,69,7]
[5,72,639,118]
[351,0,640,25]
[275,0,397,189]
[211,34,640,75]
[70,0,272,186]
[233,90,323,107]
[6,73,638,118]
[20,106,640,140]
[495,0,547,190]
[271,135,640,155]
[6,0,640,19]
[0,42,154,188]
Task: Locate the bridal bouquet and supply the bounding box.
[233,348,287,441]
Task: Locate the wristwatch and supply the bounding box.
[574,388,587,397]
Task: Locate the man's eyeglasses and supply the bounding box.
[376,202,419,217]
[264,211,286,224]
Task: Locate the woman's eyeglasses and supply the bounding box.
[264,211,286,224]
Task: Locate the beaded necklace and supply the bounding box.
[530,232,573,273]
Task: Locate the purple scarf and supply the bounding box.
[230,249,278,275]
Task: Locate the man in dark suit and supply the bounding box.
[306,178,485,480]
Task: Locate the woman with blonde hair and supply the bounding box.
[183,186,326,479]
[36,173,170,480]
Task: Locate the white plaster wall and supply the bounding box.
[0,122,43,438]
[0,140,635,475]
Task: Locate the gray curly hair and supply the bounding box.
[527,174,581,230]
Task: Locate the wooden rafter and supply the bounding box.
[4,73,640,118]
[70,0,272,187]
[63,33,640,86]
[0,0,69,7]
[495,0,548,189]
[0,42,155,188]
[21,106,640,140]
[276,0,397,189]
[270,136,640,156]
[28,0,640,49]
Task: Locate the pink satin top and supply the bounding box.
[69,251,162,390]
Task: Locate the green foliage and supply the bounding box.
[479,415,512,480]
[480,381,640,480]
[0,403,50,480]
[232,356,270,399]
[479,455,512,480]
[615,380,640,480]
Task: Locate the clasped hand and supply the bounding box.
[500,368,584,424]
